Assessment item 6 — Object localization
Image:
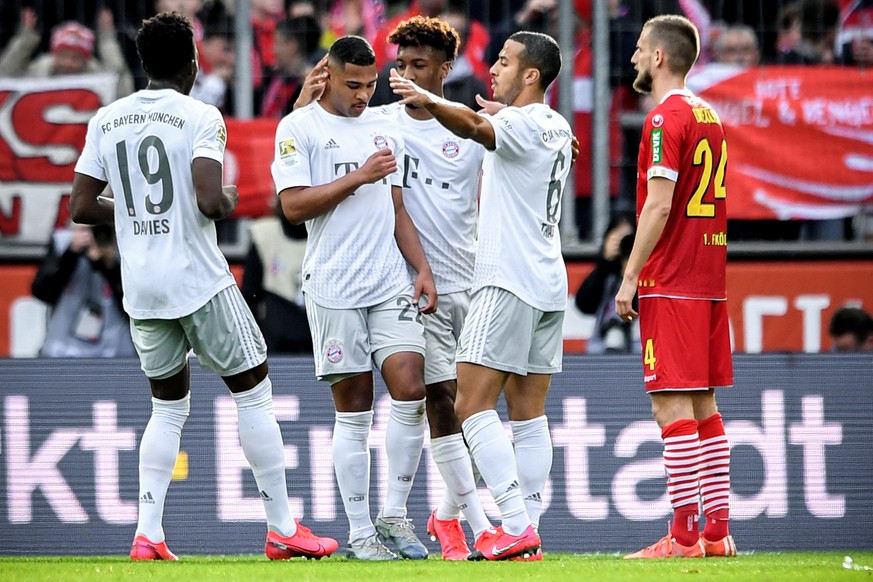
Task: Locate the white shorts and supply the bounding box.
[457,286,563,376]
[421,290,470,385]
[305,288,426,383]
[130,285,267,379]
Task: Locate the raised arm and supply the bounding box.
[390,69,496,151]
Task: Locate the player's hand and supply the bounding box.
[21,7,37,31]
[97,8,115,32]
[222,184,239,212]
[358,148,397,184]
[614,277,638,322]
[294,55,328,110]
[389,68,434,108]
[570,135,580,165]
[474,94,504,115]
[414,270,438,314]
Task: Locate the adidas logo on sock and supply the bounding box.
[260,490,273,502]
[140,491,155,504]
[324,139,340,150]
[504,480,519,494]
[525,492,543,503]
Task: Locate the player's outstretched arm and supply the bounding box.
[70,173,114,225]
[390,69,496,151]
[193,157,236,220]
[392,186,437,314]
[280,148,397,224]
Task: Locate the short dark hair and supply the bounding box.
[136,12,195,81]
[644,14,700,76]
[329,35,376,68]
[388,16,460,61]
[829,306,873,345]
[508,31,562,90]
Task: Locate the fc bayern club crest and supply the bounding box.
[373,135,389,149]
[442,140,459,159]
[652,114,664,128]
[326,343,343,364]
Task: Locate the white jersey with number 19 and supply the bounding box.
[477,103,572,312]
[74,89,235,320]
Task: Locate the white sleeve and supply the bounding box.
[390,130,404,188]
[271,116,313,192]
[486,107,529,160]
[192,105,226,163]
[74,115,106,180]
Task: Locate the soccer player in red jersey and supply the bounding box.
[615,14,736,559]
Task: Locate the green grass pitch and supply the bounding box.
[2,552,872,581]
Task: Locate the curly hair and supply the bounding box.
[136,12,195,81]
[387,16,460,61]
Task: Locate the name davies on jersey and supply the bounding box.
[100,111,186,134]
[132,218,170,236]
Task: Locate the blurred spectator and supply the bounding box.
[372,0,490,76]
[191,3,236,113]
[712,24,761,66]
[829,306,873,352]
[482,0,557,64]
[241,204,311,354]
[251,0,286,90]
[777,0,842,64]
[0,8,134,98]
[836,0,873,67]
[774,2,803,60]
[258,15,324,118]
[370,1,488,108]
[575,215,639,354]
[31,223,135,358]
[320,0,386,47]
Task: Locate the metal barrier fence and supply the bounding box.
[1,353,870,556]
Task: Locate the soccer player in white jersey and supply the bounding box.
[392,31,573,561]
[386,16,495,561]
[271,36,437,561]
[69,12,338,561]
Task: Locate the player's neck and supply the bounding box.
[651,77,686,104]
[146,79,184,93]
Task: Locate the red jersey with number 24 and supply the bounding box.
[636,89,728,301]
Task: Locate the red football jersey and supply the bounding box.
[636,90,728,300]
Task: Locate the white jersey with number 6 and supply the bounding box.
[477,103,572,312]
[75,88,235,320]
[271,101,410,309]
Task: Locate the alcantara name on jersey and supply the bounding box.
[99,111,186,134]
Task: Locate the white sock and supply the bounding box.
[381,398,425,519]
[233,376,296,537]
[136,393,189,543]
[431,433,491,539]
[462,410,530,536]
[511,416,552,529]
[334,410,375,540]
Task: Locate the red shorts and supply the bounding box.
[637,297,733,393]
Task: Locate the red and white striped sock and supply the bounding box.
[698,412,731,541]
[662,418,701,547]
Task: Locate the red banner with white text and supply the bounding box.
[0,76,277,252]
[687,65,873,220]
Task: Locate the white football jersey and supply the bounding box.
[476,103,572,312]
[75,89,235,320]
[382,103,483,295]
[271,101,411,309]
